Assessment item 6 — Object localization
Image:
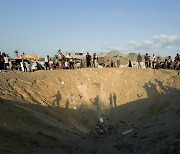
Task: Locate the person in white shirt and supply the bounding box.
[4,54,9,70]
[45,55,50,70]
[93,53,98,68]
[65,59,69,69]
[151,54,156,69]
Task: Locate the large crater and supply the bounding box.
[0,68,180,153]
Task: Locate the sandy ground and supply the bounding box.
[0,68,180,153]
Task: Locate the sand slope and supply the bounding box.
[0,68,180,153]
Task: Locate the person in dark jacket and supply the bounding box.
[128,60,132,67]
[144,53,149,68]
[86,52,91,67]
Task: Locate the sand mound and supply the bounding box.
[105,50,122,57]
[0,68,180,153]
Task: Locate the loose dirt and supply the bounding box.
[0,68,180,153]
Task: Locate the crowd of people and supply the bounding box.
[44,52,180,70]
[44,52,101,70]
[0,52,40,72]
[136,53,180,70]
[0,51,180,71]
[44,53,84,70]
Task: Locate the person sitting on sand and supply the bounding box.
[80,60,84,68]
[156,57,161,69]
[105,60,111,68]
[96,124,106,134]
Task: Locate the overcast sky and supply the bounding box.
[0,0,180,58]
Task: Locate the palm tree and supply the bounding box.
[57,49,61,55]
[14,50,19,57]
[21,52,25,58]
